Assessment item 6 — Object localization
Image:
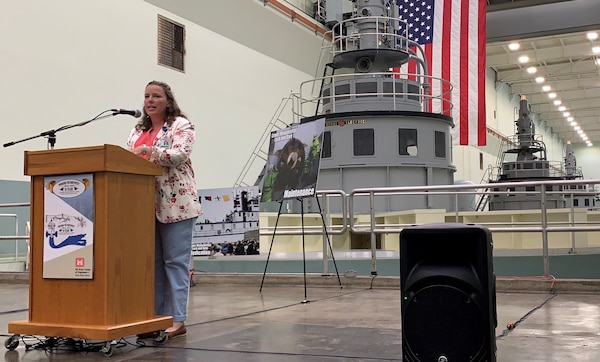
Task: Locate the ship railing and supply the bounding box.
[506,134,545,149]
[497,159,566,179]
[297,71,454,116]
[562,166,585,180]
[557,163,586,180]
[329,15,414,56]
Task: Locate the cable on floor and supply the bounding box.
[5,335,130,354]
[0,308,28,316]
[496,275,558,340]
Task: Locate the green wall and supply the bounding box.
[193,254,600,279]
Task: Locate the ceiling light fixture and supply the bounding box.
[548,92,557,99]
[526,66,537,74]
[593,46,600,54]
[553,100,562,106]
[535,76,545,83]
[559,107,567,112]
[508,42,520,51]
[542,85,551,92]
[518,55,529,63]
[563,111,570,117]
[587,32,599,41]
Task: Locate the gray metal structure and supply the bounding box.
[562,141,598,210]
[294,0,456,214]
[485,95,597,211]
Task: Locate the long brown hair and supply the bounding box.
[136,80,187,130]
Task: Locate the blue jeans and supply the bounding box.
[155,217,195,322]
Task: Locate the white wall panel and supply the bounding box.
[0,0,311,189]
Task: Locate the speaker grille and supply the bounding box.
[400,223,497,362]
[403,285,486,361]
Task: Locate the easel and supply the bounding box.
[259,194,342,303]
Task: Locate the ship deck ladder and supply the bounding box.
[475,137,510,211]
[234,31,334,188]
[233,95,296,188]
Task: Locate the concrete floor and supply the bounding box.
[1,274,600,361]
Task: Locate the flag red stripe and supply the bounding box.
[425,43,433,112]
[441,1,452,117]
[477,0,487,146]
[408,47,417,81]
[460,0,470,145]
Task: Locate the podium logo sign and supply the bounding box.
[43,174,95,279]
[50,178,88,198]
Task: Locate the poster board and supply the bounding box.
[193,186,260,256]
[261,118,326,202]
[43,174,94,279]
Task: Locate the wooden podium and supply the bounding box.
[8,144,172,340]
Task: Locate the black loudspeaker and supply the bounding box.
[400,223,497,362]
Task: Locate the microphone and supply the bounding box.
[112,109,141,118]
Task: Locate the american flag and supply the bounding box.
[395,0,487,146]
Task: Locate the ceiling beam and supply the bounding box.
[487,43,595,68]
[487,0,600,42]
[496,59,598,82]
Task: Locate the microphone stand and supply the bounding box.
[3,109,123,150]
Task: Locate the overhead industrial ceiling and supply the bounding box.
[144,0,600,146]
[486,0,600,146]
[487,30,600,146]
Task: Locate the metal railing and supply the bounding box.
[4,179,600,276]
[260,178,600,277]
[0,203,30,270]
[297,71,454,117]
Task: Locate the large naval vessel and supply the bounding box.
[481,95,597,211]
[267,0,457,214]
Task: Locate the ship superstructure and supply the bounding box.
[292,0,456,213]
[483,95,597,211]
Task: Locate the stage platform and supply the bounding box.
[1,273,599,361]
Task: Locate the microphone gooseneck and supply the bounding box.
[112,109,142,118]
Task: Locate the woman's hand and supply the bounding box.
[132,144,148,156]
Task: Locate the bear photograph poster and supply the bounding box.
[261,118,325,202]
